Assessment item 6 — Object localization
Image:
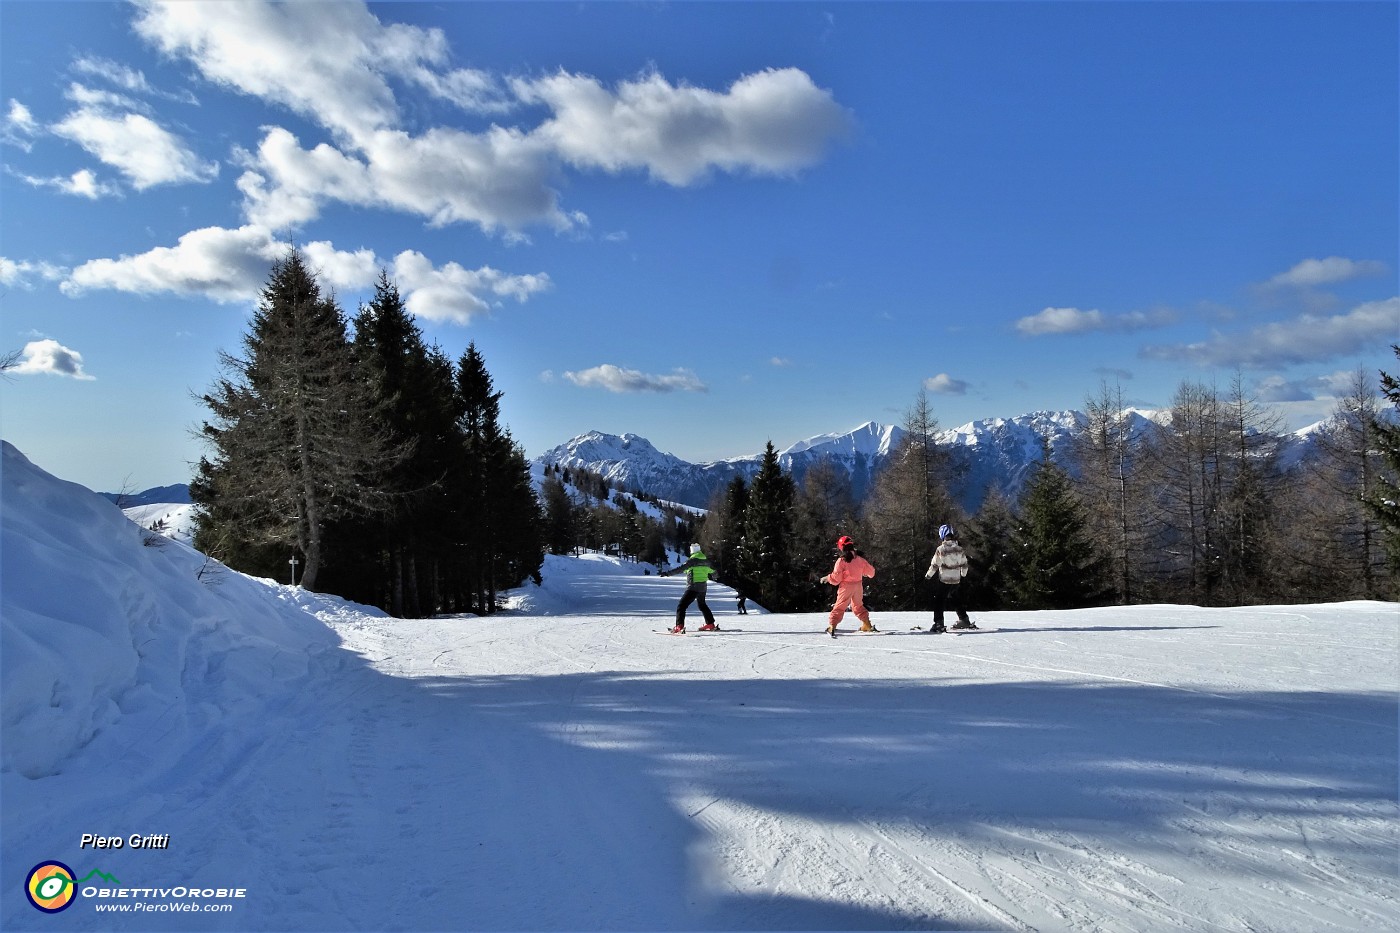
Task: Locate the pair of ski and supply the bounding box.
[908,625,989,635]
[655,627,733,636]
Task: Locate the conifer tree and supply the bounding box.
[793,460,858,610]
[193,248,398,592]
[450,343,543,612]
[740,442,797,610]
[344,271,458,615]
[1368,345,1400,579]
[701,476,751,598]
[962,488,1018,611]
[1009,450,1112,609]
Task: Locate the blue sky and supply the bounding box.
[1,1,1396,492]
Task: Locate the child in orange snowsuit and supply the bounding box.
[822,535,876,635]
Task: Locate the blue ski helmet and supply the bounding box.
[938,524,955,540]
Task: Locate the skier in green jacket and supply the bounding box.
[661,544,720,634]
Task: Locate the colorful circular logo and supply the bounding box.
[26,861,78,913]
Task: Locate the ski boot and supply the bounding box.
[928,622,947,634]
[698,622,720,631]
[859,623,879,633]
[669,624,686,635]
[950,620,977,630]
[825,624,838,638]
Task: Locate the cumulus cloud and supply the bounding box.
[236,125,569,234]
[770,356,793,367]
[60,224,549,323]
[132,0,509,142]
[12,339,95,380]
[390,250,551,324]
[1016,306,1174,337]
[0,257,68,288]
[563,364,707,394]
[515,67,852,186]
[63,224,285,301]
[52,97,217,190]
[132,0,847,236]
[923,373,969,395]
[1141,297,1400,368]
[1267,257,1387,288]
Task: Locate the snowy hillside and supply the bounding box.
[121,501,199,544]
[3,440,1397,931]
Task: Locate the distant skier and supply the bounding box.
[736,592,748,615]
[661,544,720,634]
[822,535,877,636]
[925,524,975,633]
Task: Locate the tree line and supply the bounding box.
[192,248,542,616]
[191,248,1396,619]
[694,359,1400,614]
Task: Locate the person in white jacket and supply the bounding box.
[924,524,975,633]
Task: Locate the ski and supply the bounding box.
[653,628,732,636]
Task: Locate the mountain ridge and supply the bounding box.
[534,408,1323,512]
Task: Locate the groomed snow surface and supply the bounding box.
[3,440,1397,932]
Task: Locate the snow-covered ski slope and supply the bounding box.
[3,441,1397,932]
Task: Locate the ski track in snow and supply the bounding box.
[4,536,1398,932]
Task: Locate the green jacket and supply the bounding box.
[669,551,716,586]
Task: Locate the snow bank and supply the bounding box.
[0,441,341,779]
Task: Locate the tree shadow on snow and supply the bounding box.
[395,668,1397,931]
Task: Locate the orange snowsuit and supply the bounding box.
[824,553,875,628]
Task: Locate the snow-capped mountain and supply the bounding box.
[539,413,1088,511]
[536,408,1334,513]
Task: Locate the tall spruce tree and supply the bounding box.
[1009,450,1112,609]
[740,442,798,611]
[962,488,1018,611]
[701,476,751,598]
[450,343,543,612]
[344,271,458,615]
[192,248,398,592]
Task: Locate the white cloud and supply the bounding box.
[390,250,551,324]
[60,225,548,324]
[237,125,570,234]
[12,167,123,199]
[770,356,794,367]
[1016,306,1174,337]
[1141,297,1400,368]
[133,0,400,141]
[130,0,847,236]
[12,339,95,380]
[131,0,509,142]
[1267,257,1387,288]
[3,99,39,149]
[52,103,217,190]
[563,364,707,394]
[515,67,851,186]
[72,56,154,95]
[923,373,969,395]
[63,225,284,301]
[0,257,67,288]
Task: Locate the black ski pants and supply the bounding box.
[931,580,971,625]
[677,585,716,627]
